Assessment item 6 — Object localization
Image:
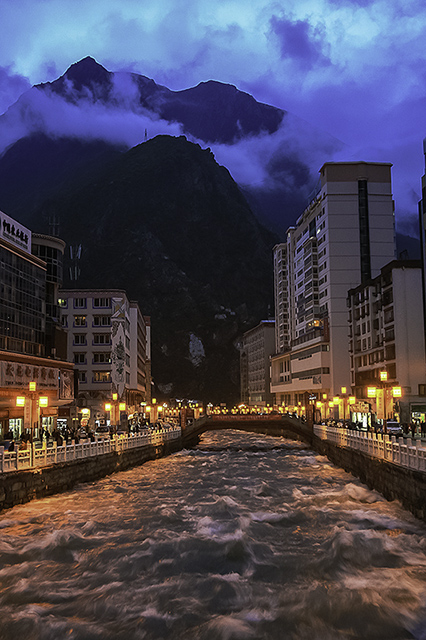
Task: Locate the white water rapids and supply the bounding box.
[1,430,426,639]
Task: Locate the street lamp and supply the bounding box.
[341,387,347,421]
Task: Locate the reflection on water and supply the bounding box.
[1,430,426,639]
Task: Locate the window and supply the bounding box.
[93,352,111,364]
[58,298,67,308]
[74,353,86,364]
[78,371,87,383]
[384,308,394,324]
[93,297,111,308]
[73,298,86,309]
[74,334,86,345]
[93,315,111,326]
[61,316,68,327]
[74,315,87,327]
[93,371,111,382]
[93,334,111,345]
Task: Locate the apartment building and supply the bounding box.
[0,210,74,439]
[59,289,147,426]
[348,260,426,424]
[271,162,396,411]
[240,320,275,406]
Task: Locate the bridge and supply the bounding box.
[181,413,314,447]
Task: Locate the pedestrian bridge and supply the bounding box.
[182,413,314,447]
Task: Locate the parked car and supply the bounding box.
[95,425,111,439]
[386,421,403,436]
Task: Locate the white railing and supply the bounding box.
[0,427,181,474]
[313,425,426,473]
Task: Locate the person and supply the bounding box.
[421,421,426,438]
[8,440,14,452]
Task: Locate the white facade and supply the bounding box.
[348,261,426,423]
[271,161,396,409]
[59,289,147,423]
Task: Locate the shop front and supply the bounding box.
[0,353,74,442]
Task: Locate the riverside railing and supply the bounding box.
[313,424,426,473]
[0,427,181,474]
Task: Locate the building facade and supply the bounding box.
[240,320,275,406]
[0,210,74,440]
[59,289,147,428]
[271,162,396,413]
[348,260,426,426]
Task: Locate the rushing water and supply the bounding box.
[1,430,426,640]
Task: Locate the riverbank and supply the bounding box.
[313,433,426,522]
[0,438,182,512]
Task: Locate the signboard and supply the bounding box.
[59,369,74,400]
[0,210,31,254]
[0,361,58,390]
[111,296,129,399]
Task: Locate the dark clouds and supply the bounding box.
[270,16,331,69]
[0,0,425,234]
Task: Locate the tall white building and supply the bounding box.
[59,289,148,426]
[271,161,396,410]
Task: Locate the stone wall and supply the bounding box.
[313,435,426,522]
[0,439,181,512]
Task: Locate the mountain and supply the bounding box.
[0,57,342,235]
[31,134,278,404]
[39,56,285,144]
[0,133,123,224]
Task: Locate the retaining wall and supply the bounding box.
[313,435,426,522]
[0,438,181,512]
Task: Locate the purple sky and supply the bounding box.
[1,0,425,236]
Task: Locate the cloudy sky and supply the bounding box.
[0,0,425,235]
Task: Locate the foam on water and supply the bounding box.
[1,429,426,639]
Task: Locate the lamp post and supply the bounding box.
[16,383,49,463]
[341,387,347,422]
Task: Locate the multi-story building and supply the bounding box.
[143,315,152,404]
[59,289,147,427]
[0,210,74,439]
[271,162,396,412]
[348,260,426,425]
[240,320,275,406]
[418,138,426,331]
[32,233,67,360]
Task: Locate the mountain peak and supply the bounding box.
[37,56,113,101]
[62,56,111,87]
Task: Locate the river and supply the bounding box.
[1,430,426,639]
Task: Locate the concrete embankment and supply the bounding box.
[312,434,426,522]
[0,438,181,512]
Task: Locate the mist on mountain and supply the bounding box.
[0,56,344,235]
